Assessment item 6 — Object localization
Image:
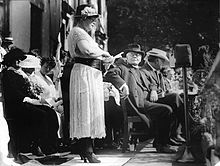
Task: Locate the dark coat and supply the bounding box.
[104,61,154,111]
[2,67,59,154]
[105,61,175,144]
[141,63,165,93]
[141,63,185,132]
[2,68,38,119]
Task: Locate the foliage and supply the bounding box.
[107,0,219,61]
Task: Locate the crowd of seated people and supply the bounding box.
[1,48,59,158]
[105,43,179,153]
[0,42,201,165]
[103,43,204,153]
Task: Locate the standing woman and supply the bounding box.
[67,4,113,163]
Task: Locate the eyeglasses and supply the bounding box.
[127,52,142,57]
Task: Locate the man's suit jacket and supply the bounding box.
[105,61,154,110]
[141,63,165,93]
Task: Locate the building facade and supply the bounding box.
[0,0,107,57]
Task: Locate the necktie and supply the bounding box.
[154,71,165,92]
[158,72,165,92]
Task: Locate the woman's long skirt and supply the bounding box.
[69,63,106,139]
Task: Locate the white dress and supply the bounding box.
[68,26,106,139]
[29,71,64,138]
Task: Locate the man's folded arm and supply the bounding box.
[104,68,125,89]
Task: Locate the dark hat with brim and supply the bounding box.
[123,43,145,57]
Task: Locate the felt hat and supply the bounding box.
[123,43,145,57]
[74,5,99,18]
[19,54,41,68]
[145,48,169,62]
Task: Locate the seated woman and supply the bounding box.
[1,48,59,157]
[27,57,64,138]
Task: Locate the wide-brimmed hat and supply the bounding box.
[2,48,26,66]
[123,43,145,57]
[145,48,169,62]
[19,54,41,69]
[74,5,99,19]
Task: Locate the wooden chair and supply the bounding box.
[121,97,151,152]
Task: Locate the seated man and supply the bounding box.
[141,48,186,144]
[104,43,176,153]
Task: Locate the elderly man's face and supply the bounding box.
[126,52,142,66]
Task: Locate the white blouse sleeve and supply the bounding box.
[74,28,109,59]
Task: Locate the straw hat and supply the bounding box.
[145,48,169,62]
[19,54,41,69]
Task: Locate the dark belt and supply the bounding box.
[74,57,103,71]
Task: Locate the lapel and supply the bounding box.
[129,67,141,83]
[158,72,165,91]
[139,71,150,91]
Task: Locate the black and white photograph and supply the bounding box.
[0,0,219,165]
